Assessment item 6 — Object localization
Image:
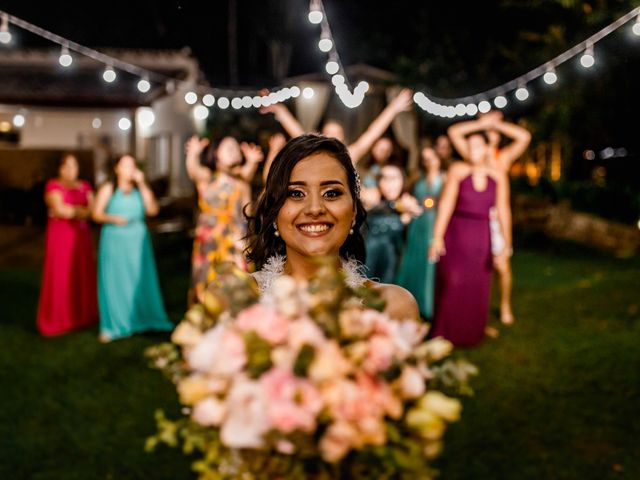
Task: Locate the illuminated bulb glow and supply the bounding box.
[633,21,640,36]
[193,105,209,120]
[290,86,301,97]
[202,94,215,107]
[184,91,198,105]
[424,198,435,209]
[12,114,25,128]
[137,108,155,128]
[92,117,102,129]
[0,15,11,44]
[137,78,151,93]
[231,97,243,109]
[580,50,595,68]
[308,11,323,24]
[103,66,116,83]
[218,97,230,109]
[302,87,315,99]
[494,95,508,108]
[318,38,333,52]
[325,61,339,75]
[478,100,491,113]
[466,103,479,116]
[543,70,557,85]
[118,117,131,131]
[59,46,73,67]
[515,87,529,101]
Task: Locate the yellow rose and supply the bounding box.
[171,321,203,347]
[177,375,210,405]
[418,391,462,422]
[405,408,445,440]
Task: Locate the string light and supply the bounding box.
[290,86,301,98]
[0,13,11,44]
[118,117,131,131]
[184,91,198,105]
[58,45,72,67]
[580,44,595,68]
[465,103,479,116]
[202,94,215,107]
[137,77,151,93]
[543,67,558,85]
[633,15,640,36]
[515,85,530,101]
[325,60,339,75]
[494,95,508,109]
[318,30,333,52]
[302,87,315,99]
[217,97,230,109]
[102,65,116,83]
[193,105,209,120]
[137,107,155,127]
[478,100,491,113]
[231,97,242,109]
[92,117,102,129]
[308,0,323,24]
[12,113,25,128]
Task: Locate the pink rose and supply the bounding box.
[220,376,271,448]
[319,421,360,463]
[395,365,426,400]
[187,324,247,377]
[192,397,227,426]
[260,367,323,434]
[288,316,327,351]
[339,307,374,339]
[309,340,353,383]
[236,304,289,345]
[362,334,395,374]
[394,319,429,358]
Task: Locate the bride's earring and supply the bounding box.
[349,219,355,235]
[273,222,280,237]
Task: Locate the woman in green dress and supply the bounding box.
[396,145,444,319]
[92,154,173,342]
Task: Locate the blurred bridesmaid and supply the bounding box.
[396,145,444,319]
[37,153,97,336]
[428,131,511,346]
[92,154,172,342]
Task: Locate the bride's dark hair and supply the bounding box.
[245,134,367,270]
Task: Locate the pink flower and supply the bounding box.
[362,334,395,374]
[339,307,375,338]
[395,365,426,400]
[288,316,327,351]
[220,376,271,448]
[187,324,247,377]
[192,397,227,426]
[260,367,323,434]
[394,319,429,359]
[308,340,353,383]
[235,304,289,345]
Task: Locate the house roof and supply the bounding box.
[0,48,203,108]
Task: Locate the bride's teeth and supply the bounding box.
[300,224,329,233]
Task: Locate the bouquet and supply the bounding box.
[146,260,477,479]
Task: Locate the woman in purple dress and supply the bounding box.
[428,131,511,346]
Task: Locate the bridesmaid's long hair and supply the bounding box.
[245,134,367,270]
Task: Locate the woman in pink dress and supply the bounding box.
[37,153,98,336]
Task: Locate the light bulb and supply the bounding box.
[478,100,491,113]
[0,14,11,44]
[308,1,323,25]
[184,91,198,105]
[118,117,131,131]
[302,87,315,99]
[242,96,253,108]
[137,108,155,128]
[12,114,25,128]
[325,61,339,75]
[217,97,230,109]
[494,95,508,109]
[202,94,215,107]
[290,86,301,98]
[92,118,102,129]
[318,38,333,52]
[515,86,529,101]
[252,96,263,108]
[59,46,73,67]
[137,78,151,93]
[356,81,370,93]
[454,104,466,116]
[102,66,116,83]
[580,46,595,68]
[231,97,243,109]
[633,19,640,36]
[193,105,209,120]
[543,68,557,85]
[466,103,479,116]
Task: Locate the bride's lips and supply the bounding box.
[296,222,333,237]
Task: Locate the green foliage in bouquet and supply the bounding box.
[145,259,477,479]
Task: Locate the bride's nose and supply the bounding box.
[305,192,326,216]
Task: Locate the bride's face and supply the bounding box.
[276,153,355,260]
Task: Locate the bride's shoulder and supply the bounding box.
[367,281,420,321]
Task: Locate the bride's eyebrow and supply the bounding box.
[287,180,344,186]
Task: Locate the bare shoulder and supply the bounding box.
[369,282,420,321]
[97,182,114,196]
[487,167,507,184]
[448,161,471,180]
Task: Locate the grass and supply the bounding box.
[1,232,638,479]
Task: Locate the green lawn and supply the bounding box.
[1,233,638,479]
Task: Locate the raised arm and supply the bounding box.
[348,88,413,164]
[237,142,265,184]
[132,169,159,217]
[261,103,305,138]
[92,183,127,225]
[262,132,287,183]
[428,163,465,262]
[185,136,212,184]
[492,119,531,169]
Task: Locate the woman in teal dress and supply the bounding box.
[92,154,172,342]
[396,146,444,319]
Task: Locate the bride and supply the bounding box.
[246,134,419,322]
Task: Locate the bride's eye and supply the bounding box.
[324,189,344,199]
[287,189,304,199]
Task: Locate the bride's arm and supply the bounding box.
[373,283,420,321]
